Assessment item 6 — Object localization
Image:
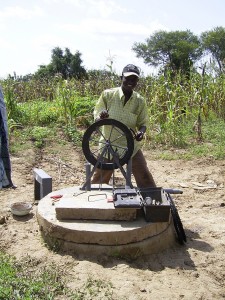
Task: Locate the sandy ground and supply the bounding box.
[0,141,225,299]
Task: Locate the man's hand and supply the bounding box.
[135,131,145,141]
[99,109,109,119]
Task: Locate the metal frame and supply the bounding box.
[81,119,134,191]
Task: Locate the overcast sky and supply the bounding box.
[0,0,225,78]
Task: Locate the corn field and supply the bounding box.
[1,71,225,151]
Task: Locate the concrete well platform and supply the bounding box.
[36,185,177,257]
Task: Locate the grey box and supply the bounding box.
[33,168,52,200]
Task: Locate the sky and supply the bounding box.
[0,0,225,79]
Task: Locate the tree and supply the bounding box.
[132,30,202,76]
[34,65,54,79]
[51,47,65,76]
[201,26,225,74]
[68,50,87,79]
[35,47,87,79]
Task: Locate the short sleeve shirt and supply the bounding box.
[94,87,148,156]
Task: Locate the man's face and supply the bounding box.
[121,75,139,93]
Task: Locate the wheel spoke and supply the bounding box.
[82,119,134,170]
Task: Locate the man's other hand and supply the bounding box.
[99,109,109,119]
[135,131,144,141]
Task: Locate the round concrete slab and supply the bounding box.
[36,186,177,256]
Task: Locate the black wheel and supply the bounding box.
[82,119,134,170]
[167,193,186,244]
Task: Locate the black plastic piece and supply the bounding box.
[167,193,187,244]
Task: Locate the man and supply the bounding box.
[91,64,156,188]
[0,86,14,189]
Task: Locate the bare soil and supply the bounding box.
[0,139,225,299]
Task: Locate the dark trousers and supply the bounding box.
[91,149,156,188]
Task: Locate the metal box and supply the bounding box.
[113,188,142,208]
[139,187,171,222]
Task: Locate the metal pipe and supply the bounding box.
[126,159,132,188]
[85,162,91,191]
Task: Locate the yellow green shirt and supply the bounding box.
[94,87,148,156]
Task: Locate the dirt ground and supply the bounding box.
[0,140,225,300]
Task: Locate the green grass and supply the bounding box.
[144,116,225,160]
[0,252,114,300]
[74,276,114,299]
[0,252,68,299]
[189,118,225,159]
[9,114,225,160]
[9,125,57,153]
